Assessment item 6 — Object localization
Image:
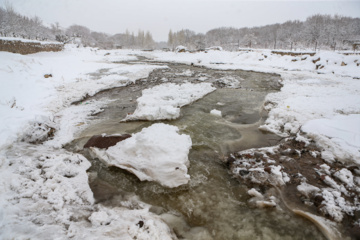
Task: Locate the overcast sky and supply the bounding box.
[1,0,360,41]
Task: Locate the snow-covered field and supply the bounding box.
[0,42,360,239]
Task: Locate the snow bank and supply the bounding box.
[90,123,192,188]
[302,114,360,164]
[0,47,162,150]
[0,144,175,240]
[0,145,93,239]
[124,82,216,121]
[258,74,360,164]
[0,36,63,45]
[150,49,360,79]
[70,204,175,240]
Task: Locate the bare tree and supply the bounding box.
[168,29,174,49]
[66,25,94,46]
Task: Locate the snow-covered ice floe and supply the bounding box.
[123,82,216,121]
[302,114,360,164]
[90,123,192,188]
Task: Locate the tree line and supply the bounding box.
[0,5,155,49]
[0,4,53,41]
[1,4,359,51]
[169,14,360,51]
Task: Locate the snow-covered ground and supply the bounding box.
[0,43,359,239]
[0,45,176,239]
[0,36,63,45]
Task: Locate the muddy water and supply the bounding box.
[68,62,325,239]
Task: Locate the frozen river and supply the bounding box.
[66,61,326,239]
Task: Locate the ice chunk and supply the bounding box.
[123,82,216,121]
[256,200,276,208]
[91,123,192,188]
[248,188,263,198]
[302,114,360,164]
[210,109,222,117]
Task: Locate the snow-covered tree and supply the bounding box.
[168,29,174,49]
[66,25,95,46]
[144,31,154,49]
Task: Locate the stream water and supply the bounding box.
[67,61,326,239]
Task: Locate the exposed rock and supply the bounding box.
[264,166,272,173]
[271,51,316,57]
[0,38,63,55]
[316,64,325,70]
[84,134,131,149]
[239,169,250,176]
[312,57,321,64]
[314,195,325,207]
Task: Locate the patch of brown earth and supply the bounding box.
[84,134,131,149]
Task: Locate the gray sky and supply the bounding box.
[2,0,360,41]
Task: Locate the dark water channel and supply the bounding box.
[68,62,325,239]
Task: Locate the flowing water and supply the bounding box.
[67,61,326,239]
